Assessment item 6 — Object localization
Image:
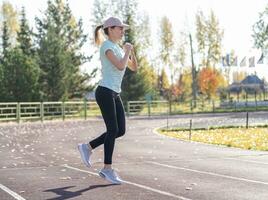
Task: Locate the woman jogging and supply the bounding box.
[78,17,138,185]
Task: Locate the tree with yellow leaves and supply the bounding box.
[198,67,226,99]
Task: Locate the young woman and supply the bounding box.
[78,17,138,184]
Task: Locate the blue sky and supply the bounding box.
[7,0,268,81]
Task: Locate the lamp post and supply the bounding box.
[189,33,197,107]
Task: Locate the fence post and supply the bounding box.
[246,93,248,106]
[127,101,130,117]
[235,101,237,112]
[84,99,87,120]
[189,119,192,140]
[255,93,257,111]
[147,100,151,117]
[16,102,20,123]
[40,102,44,122]
[169,100,172,115]
[62,101,65,121]
[246,112,249,129]
[166,102,169,129]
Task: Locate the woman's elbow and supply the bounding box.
[115,64,126,71]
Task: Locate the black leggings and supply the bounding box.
[89,86,126,164]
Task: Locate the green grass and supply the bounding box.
[159,125,268,151]
[135,100,268,115]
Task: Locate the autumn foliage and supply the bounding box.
[198,67,225,99]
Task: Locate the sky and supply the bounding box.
[4,0,268,81]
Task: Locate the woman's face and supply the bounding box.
[109,26,125,41]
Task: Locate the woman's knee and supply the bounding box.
[107,126,119,137]
[117,127,125,137]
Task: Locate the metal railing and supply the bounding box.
[1,99,268,123]
[127,100,169,116]
[0,101,100,122]
[127,99,268,117]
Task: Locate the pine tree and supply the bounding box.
[1,20,10,57]
[15,7,40,101]
[4,48,40,102]
[0,21,10,101]
[2,7,40,102]
[120,0,156,101]
[17,7,34,56]
[35,0,89,101]
[0,60,3,100]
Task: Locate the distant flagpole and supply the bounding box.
[249,56,255,67]
[257,53,264,64]
[232,56,238,66]
[226,54,230,66]
[240,56,246,67]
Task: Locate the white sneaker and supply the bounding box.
[99,168,122,185]
[77,143,92,167]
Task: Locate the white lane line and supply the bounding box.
[63,164,192,200]
[0,184,26,200]
[224,157,268,165]
[147,161,268,186]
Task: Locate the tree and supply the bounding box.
[0,61,3,100]
[91,0,109,26]
[158,16,176,101]
[2,7,40,102]
[196,10,206,62]
[176,32,188,68]
[1,20,10,57]
[172,32,188,99]
[198,67,225,99]
[17,7,34,56]
[159,16,175,84]
[229,49,237,66]
[0,21,10,101]
[16,7,39,101]
[91,0,157,101]
[35,0,89,101]
[232,71,247,83]
[158,68,170,98]
[252,5,268,55]
[122,9,157,102]
[3,48,40,102]
[139,59,158,98]
[195,10,224,67]
[206,11,223,67]
[0,1,19,45]
[175,68,192,101]
[0,61,4,101]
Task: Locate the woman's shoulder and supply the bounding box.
[100,40,115,51]
[101,40,114,47]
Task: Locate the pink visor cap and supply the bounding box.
[103,17,129,29]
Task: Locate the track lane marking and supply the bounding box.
[0,183,26,200]
[63,164,192,200]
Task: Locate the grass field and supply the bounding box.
[159,125,268,151]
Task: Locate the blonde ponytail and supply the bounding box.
[94,25,105,46]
